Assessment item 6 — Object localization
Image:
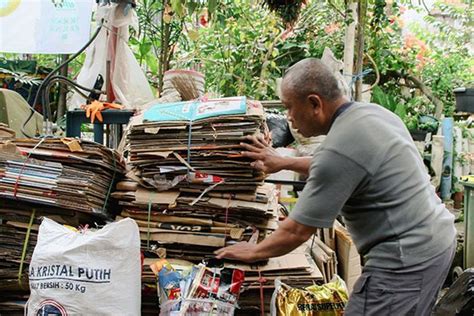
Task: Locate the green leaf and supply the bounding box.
[171,0,184,17]
[129,37,140,46]
[146,54,158,74]
[394,103,407,120]
[139,42,152,57]
[187,1,198,15]
[372,86,392,111]
[208,0,218,18]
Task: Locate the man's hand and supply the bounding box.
[214,241,260,263]
[215,218,317,263]
[241,135,285,174]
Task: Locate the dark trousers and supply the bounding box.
[345,241,456,316]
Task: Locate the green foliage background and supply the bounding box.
[1,0,473,125]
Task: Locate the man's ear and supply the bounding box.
[308,94,322,113]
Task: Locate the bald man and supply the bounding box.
[215,58,456,315]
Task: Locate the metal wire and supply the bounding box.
[43,76,105,119]
[21,19,105,137]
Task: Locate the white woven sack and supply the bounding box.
[27,217,141,316]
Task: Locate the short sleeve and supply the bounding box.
[289,149,367,227]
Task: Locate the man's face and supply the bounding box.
[280,83,325,137]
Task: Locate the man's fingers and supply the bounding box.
[240,142,262,153]
[215,251,229,259]
[242,151,263,161]
[250,161,265,171]
[214,247,233,259]
[214,247,225,255]
[255,134,269,147]
[245,135,265,149]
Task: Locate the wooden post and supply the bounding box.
[158,0,166,94]
[354,0,367,101]
[56,54,69,120]
[343,1,357,89]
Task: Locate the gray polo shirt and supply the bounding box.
[290,102,456,269]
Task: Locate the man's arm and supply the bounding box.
[214,218,316,262]
[277,156,312,176]
[241,135,312,176]
[215,150,368,263]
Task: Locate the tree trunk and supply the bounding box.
[56,54,69,121]
[385,70,445,119]
[343,1,357,88]
[158,0,166,94]
[354,0,367,101]
[158,0,172,95]
[405,74,444,118]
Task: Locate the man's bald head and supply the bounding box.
[282,58,343,102]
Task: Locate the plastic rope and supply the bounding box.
[344,68,373,101]
[18,209,36,289]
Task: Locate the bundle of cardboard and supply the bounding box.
[117,97,330,314]
[229,246,324,314]
[0,138,125,214]
[0,138,123,314]
[0,123,15,139]
[118,97,278,257]
[113,181,279,260]
[124,97,267,192]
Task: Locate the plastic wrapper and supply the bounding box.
[265,110,294,148]
[270,275,348,316]
[151,260,244,316]
[153,260,183,303]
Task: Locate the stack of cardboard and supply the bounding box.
[113,182,279,260]
[119,97,276,258]
[230,246,324,314]
[306,234,338,283]
[0,138,125,214]
[124,97,266,192]
[120,97,284,314]
[0,139,123,314]
[118,97,328,314]
[0,123,15,139]
[334,221,362,293]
